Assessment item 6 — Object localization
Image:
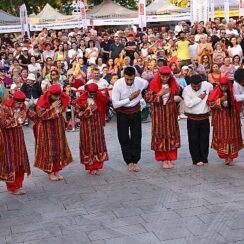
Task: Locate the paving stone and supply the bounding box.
[0,120,243,243]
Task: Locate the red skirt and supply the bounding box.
[85,162,104,171]
[155,149,178,161]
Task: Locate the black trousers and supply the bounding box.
[187,118,210,164]
[117,112,142,165]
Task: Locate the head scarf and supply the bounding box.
[76,83,109,126]
[208,76,242,113]
[37,84,69,109]
[149,66,179,95]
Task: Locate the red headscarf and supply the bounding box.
[4,91,27,109]
[37,84,69,109]
[208,76,242,112]
[76,83,109,126]
[149,66,179,95]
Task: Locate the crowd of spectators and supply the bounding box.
[1,17,244,124]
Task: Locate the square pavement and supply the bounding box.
[0,119,244,244]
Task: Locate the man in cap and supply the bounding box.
[21,73,42,109]
[75,83,109,175]
[0,91,36,195]
[34,84,73,181]
[182,75,213,166]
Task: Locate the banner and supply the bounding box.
[224,0,230,23]
[138,0,146,28]
[19,4,30,37]
[80,0,87,30]
[210,0,215,21]
[190,0,194,23]
[240,0,244,17]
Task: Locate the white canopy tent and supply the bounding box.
[147,0,188,15]
[29,3,80,30]
[0,10,21,33]
[86,0,137,19]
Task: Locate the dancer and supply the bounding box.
[75,83,109,175]
[145,66,181,169]
[34,84,73,181]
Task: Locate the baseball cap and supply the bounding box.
[27,73,36,81]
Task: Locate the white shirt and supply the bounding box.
[226,29,239,36]
[68,49,83,60]
[87,78,109,89]
[189,43,198,58]
[28,63,41,73]
[112,77,148,109]
[233,81,244,102]
[183,81,213,114]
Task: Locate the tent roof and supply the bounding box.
[0,10,20,25]
[147,0,188,15]
[87,0,137,19]
[33,3,67,19]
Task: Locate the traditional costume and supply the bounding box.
[208,77,243,164]
[75,83,109,174]
[145,66,180,169]
[34,84,73,180]
[0,91,36,195]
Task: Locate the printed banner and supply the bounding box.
[224,0,230,23]
[80,0,88,30]
[19,4,30,37]
[138,0,146,28]
[240,0,244,17]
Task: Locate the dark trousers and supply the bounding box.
[117,112,142,165]
[187,118,210,164]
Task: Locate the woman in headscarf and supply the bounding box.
[145,66,181,169]
[75,83,109,175]
[34,84,73,181]
[208,77,243,166]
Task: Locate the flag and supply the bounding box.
[240,0,244,17]
[138,0,146,29]
[224,0,230,23]
[80,0,87,30]
[19,4,30,38]
[210,0,215,21]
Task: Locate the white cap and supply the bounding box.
[27,73,36,81]
[182,66,190,70]
[22,47,28,51]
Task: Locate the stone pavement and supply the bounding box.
[1,119,244,244]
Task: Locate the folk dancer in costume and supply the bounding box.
[75,83,109,175]
[183,75,213,166]
[34,84,73,181]
[145,66,181,170]
[112,66,148,172]
[208,77,243,165]
[0,91,36,195]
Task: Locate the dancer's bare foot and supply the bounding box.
[228,159,235,166]
[48,173,59,181]
[128,163,134,172]
[167,161,174,169]
[196,162,204,166]
[225,158,230,165]
[133,164,140,172]
[11,188,26,195]
[54,171,64,180]
[162,161,170,169]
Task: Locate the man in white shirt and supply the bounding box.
[233,69,244,102]
[68,42,83,63]
[183,75,213,166]
[112,67,148,172]
[233,69,244,118]
[86,67,109,91]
